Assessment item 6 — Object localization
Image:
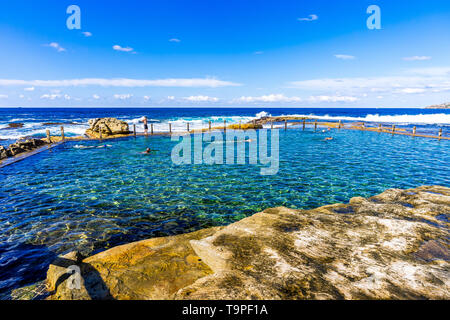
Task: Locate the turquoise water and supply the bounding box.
[0,127,449,297]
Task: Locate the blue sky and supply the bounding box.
[0,0,449,107]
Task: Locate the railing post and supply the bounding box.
[392,125,396,134]
[362,122,365,129]
[378,124,382,132]
[303,119,306,130]
[133,124,136,137]
[187,122,190,132]
[60,126,65,141]
[338,120,342,130]
[284,119,287,130]
[314,120,317,131]
[169,123,172,134]
[99,125,103,140]
[413,126,416,136]
[439,128,443,140]
[46,129,51,143]
[223,120,226,132]
[209,120,211,131]
[151,123,154,135]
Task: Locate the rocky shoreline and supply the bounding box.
[12,185,446,300]
[0,138,49,161]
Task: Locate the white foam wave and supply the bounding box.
[274,113,450,125]
[255,111,271,118]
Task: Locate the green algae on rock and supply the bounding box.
[45,186,449,300]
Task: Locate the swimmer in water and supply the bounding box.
[140,147,155,154]
[324,137,333,141]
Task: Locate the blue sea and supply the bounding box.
[0,107,449,299]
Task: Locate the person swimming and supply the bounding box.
[74,144,111,149]
[324,137,333,141]
[140,147,157,154]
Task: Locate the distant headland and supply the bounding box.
[425,102,450,109]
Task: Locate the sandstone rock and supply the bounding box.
[227,123,263,130]
[86,118,130,137]
[252,116,310,126]
[0,138,47,160]
[46,228,221,300]
[45,186,450,300]
[8,143,25,156]
[0,146,8,160]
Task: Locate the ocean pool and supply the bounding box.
[0,127,449,298]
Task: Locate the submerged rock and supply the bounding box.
[86,118,130,138]
[45,186,450,300]
[1,122,24,129]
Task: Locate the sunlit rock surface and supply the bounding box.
[46,186,449,300]
[85,118,130,138]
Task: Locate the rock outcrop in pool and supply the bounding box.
[85,118,130,138]
[45,185,449,300]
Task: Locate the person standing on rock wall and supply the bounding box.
[142,116,148,136]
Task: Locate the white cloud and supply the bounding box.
[403,56,431,61]
[0,78,241,88]
[169,38,181,43]
[40,94,61,100]
[92,94,100,100]
[19,94,25,99]
[396,88,426,94]
[143,96,151,101]
[167,96,175,101]
[0,94,8,99]
[113,45,134,53]
[114,94,133,100]
[184,95,219,102]
[308,95,358,103]
[298,14,318,22]
[46,42,66,52]
[335,54,356,60]
[288,69,450,96]
[24,87,35,91]
[82,32,93,37]
[236,94,302,103]
[254,51,264,55]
